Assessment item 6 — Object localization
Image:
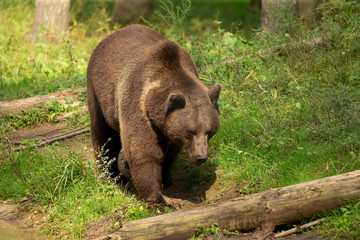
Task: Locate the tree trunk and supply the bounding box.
[261,0,326,31]
[100,170,360,240]
[247,0,261,11]
[261,0,296,30]
[110,0,154,27]
[0,88,86,116]
[29,0,70,43]
[296,0,326,26]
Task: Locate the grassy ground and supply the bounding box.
[1,0,360,239]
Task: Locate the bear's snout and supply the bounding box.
[196,154,208,164]
[185,134,209,165]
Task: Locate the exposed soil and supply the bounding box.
[1,124,325,240]
[0,202,47,240]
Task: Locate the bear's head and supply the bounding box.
[164,84,222,165]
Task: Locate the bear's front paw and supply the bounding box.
[145,192,165,204]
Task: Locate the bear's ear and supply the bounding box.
[208,84,222,105]
[166,93,186,116]
[154,41,180,70]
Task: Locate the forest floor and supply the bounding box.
[0,123,326,240]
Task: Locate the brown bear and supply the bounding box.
[87,24,222,203]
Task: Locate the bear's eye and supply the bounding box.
[206,130,214,138]
[186,130,195,139]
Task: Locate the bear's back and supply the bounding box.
[88,24,165,71]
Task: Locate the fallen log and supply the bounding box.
[0,88,86,116]
[101,170,360,240]
[57,105,88,122]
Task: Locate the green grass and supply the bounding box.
[316,201,360,239]
[0,143,165,237]
[0,0,360,239]
[0,2,100,101]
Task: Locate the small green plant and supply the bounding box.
[191,223,239,239]
[10,108,45,129]
[113,221,121,229]
[156,0,192,27]
[153,0,192,43]
[123,201,153,221]
[46,101,67,122]
[95,138,122,184]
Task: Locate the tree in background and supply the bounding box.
[110,0,154,27]
[29,0,70,43]
[261,0,295,30]
[247,0,261,11]
[296,0,326,26]
[260,0,326,31]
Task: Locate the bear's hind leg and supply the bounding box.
[88,90,122,180]
[91,121,122,180]
[162,142,180,189]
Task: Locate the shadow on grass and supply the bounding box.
[117,157,217,204]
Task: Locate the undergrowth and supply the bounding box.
[316,201,360,239]
[0,0,359,239]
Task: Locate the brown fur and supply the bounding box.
[87,24,222,203]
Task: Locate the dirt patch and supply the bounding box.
[6,123,93,159]
[85,212,123,239]
[0,201,47,240]
[9,123,69,145]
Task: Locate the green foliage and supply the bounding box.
[0,35,87,100]
[316,201,360,239]
[191,223,239,239]
[0,4,89,101]
[156,0,192,27]
[0,144,88,203]
[0,142,164,238]
[0,101,73,133]
[203,0,360,191]
[6,109,45,130]
[70,0,115,38]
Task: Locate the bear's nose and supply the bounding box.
[196,155,208,164]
